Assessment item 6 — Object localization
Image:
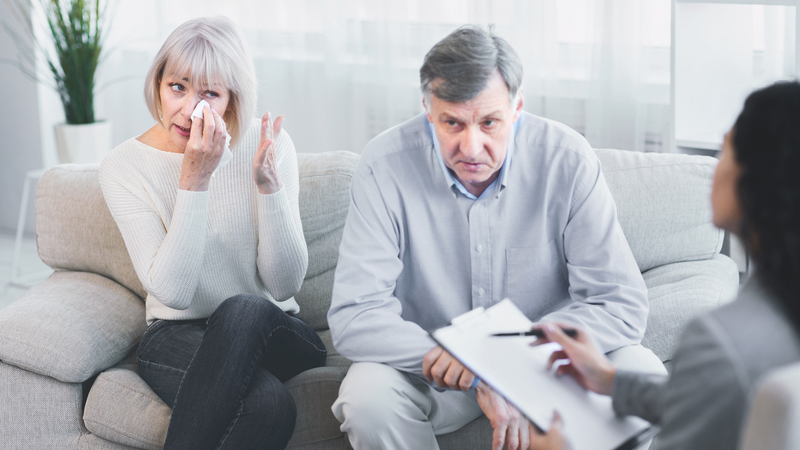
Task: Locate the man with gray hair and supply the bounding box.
[328,25,663,449]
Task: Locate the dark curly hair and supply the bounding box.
[733,80,800,329]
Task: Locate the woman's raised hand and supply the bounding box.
[253,112,284,195]
[179,105,228,191]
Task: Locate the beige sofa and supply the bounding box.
[0,148,740,449]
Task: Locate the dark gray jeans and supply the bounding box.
[137,294,327,450]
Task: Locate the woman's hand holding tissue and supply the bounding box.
[179,105,228,191]
[253,112,284,195]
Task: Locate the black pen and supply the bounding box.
[491,328,578,338]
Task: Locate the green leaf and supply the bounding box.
[3,0,110,124]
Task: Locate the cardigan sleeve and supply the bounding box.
[99,149,209,310]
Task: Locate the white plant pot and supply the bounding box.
[54,120,112,164]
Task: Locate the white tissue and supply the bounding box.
[191,100,233,177]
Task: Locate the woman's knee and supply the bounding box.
[211,294,288,332]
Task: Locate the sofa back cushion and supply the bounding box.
[34,149,720,331]
[595,149,724,273]
[294,151,359,329]
[35,152,360,330]
[36,164,148,299]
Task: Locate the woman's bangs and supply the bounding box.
[164,38,236,93]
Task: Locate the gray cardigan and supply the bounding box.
[612,276,800,449]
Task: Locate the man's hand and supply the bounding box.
[533,323,616,395]
[422,346,477,391]
[528,411,569,450]
[476,382,531,450]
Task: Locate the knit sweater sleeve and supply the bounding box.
[99,144,209,310]
[255,129,308,301]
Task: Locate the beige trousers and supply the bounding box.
[331,344,666,450]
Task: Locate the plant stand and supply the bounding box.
[10,169,52,288]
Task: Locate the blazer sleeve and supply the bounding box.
[612,316,746,450]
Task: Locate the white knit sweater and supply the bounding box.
[99,119,308,324]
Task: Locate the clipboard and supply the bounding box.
[431,299,654,450]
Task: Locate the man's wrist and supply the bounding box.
[469,376,481,391]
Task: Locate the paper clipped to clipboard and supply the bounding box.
[431,299,653,450]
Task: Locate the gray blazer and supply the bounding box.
[612,276,800,449]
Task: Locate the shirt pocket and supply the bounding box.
[505,240,567,314]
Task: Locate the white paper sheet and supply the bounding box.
[432,299,651,450]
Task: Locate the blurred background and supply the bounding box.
[1,0,796,292]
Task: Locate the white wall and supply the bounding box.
[1,0,675,238]
[1,0,42,235]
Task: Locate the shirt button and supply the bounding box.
[477,244,483,253]
[478,288,485,296]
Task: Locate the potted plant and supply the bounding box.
[3,0,112,164]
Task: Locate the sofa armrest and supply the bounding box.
[0,270,146,383]
[641,254,739,363]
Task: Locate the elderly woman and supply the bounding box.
[527,81,800,450]
[99,17,326,450]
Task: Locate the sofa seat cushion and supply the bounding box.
[595,149,724,273]
[84,367,169,450]
[84,329,352,449]
[78,433,144,449]
[641,254,739,363]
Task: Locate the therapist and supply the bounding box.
[528,81,800,450]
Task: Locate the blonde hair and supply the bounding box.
[144,17,256,146]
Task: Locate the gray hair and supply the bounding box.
[420,25,523,105]
[144,16,257,146]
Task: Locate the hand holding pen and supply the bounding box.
[492,327,578,339]
[530,323,617,396]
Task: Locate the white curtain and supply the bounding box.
[85,0,672,156]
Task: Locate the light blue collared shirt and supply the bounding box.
[330,112,648,378]
[428,120,518,201]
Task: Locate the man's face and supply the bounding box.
[426,71,523,198]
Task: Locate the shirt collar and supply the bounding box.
[428,118,518,201]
